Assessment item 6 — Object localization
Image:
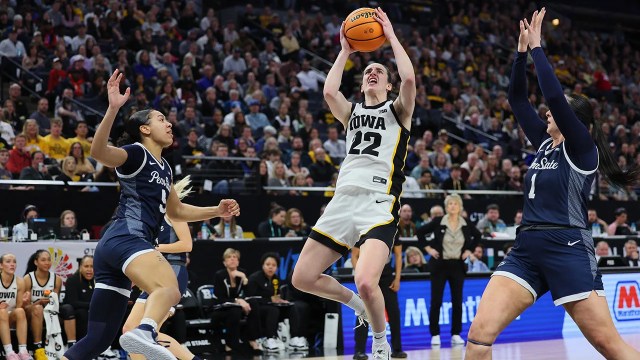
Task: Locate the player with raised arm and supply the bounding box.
[63,70,239,360]
[292,8,415,360]
[465,9,640,360]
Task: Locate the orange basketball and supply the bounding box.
[344,8,386,52]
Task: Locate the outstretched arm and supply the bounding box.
[527,8,596,168]
[90,70,131,167]
[375,7,415,129]
[323,23,355,127]
[508,19,547,150]
[166,186,240,223]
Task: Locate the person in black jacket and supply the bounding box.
[60,255,94,346]
[416,193,481,346]
[246,252,299,353]
[212,248,261,354]
[256,206,289,239]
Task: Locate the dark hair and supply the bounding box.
[31,150,44,160]
[486,204,500,211]
[269,206,285,218]
[25,249,49,275]
[260,252,280,267]
[116,109,153,146]
[567,94,640,188]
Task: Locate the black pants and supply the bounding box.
[429,259,465,336]
[354,273,402,352]
[287,301,308,338]
[246,299,279,339]
[60,304,89,341]
[213,306,243,349]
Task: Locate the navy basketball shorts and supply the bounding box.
[309,187,400,255]
[93,220,156,298]
[136,264,188,314]
[493,228,604,305]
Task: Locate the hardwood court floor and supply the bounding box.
[305,333,640,360]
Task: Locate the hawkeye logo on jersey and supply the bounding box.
[529,157,559,170]
[349,114,387,131]
[149,171,171,191]
[613,281,640,321]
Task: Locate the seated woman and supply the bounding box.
[23,249,63,359]
[0,253,31,360]
[403,246,428,273]
[58,156,91,192]
[284,208,309,237]
[255,206,288,238]
[68,141,95,178]
[59,210,81,240]
[60,255,93,345]
[212,249,261,354]
[212,215,244,239]
[246,253,306,352]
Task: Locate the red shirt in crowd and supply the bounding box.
[6,148,31,176]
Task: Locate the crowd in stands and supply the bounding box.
[0,0,637,201]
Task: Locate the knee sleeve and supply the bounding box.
[64,288,129,360]
[60,304,76,320]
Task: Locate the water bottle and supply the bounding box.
[631,222,637,234]
[201,222,209,240]
[592,223,600,237]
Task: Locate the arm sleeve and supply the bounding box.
[508,51,548,150]
[116,144,146,176]
[530,48,597,169]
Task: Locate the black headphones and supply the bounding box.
[22,205,39,221]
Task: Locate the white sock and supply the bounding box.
[140,317,158,331]
[345,291,366,315]
[4,344,15,354]
[19,344,27,353]
[372,330,387,345]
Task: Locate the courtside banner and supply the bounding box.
[341,278,567,352]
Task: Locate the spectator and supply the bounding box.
[212,249,262,353]
[0,116,15,148]
[467,245,490,272]
[0,148,11,185]
[59,209,80,239]
[416,194,481,346]
[19,151,52,182]
[284,208,309,237]
[212,215,244,239]
[296,59,324,93]
[308,147,335,186]
[41,117,70,161]
[181,129,206,169]
[595,240,611,263]
[222,48,247,76]
[623,240,639,267]
[12,205,39,242]
[8,84,29,121]
[22,119,44,154]
[179,105,203,138]
[0,253,31,360]
[440,163,465,191]
[60,255,93,347]
[256,206,288,238]
[246,99,270,136]
[29,98,51,136]
[608,207,634,236]
[268,161,293,196]
[280,27,300,61]
[0,29,26,59]
[55,89,84,136]
[587,209,608,236]
[323,125,346,163]
[47,58,67,95]
[68,141,94,177]
[58,156,87,191]
[398,204,417,238]
[410,154,432,180]
[403,246,428,272]
[205,144,241,194]
[476,204,507,236]
[507,166,524,191]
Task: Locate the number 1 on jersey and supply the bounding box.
[528,173,537,199]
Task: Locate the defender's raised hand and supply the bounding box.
[107,69,130,109]
[524,7,546,49]
[518,19,529,52]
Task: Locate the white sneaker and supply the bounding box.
[288,336,309,350]
[275,337,286,350]
[372,341,390,360]
[262,337,281,352]
[119,328,176,360]
[431,335,441,346]
[451,334,465,345]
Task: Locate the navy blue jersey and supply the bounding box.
[156,216,186,265]
[114,143,172,241]
[522,138,596,227]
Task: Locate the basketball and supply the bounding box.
[344,8,386,52]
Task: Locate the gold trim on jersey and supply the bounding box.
[386,128,402,194]
[363,197,398,237]
[311,227,349,249]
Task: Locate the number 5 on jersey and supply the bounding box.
[349,130,382,156]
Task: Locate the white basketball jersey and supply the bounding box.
[0,275,18,311]
[29,271,55,303]
[337,100,410,197]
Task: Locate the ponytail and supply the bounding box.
[116,109,153,147]
[567,94,640,188]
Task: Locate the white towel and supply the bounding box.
[43,292,65,359]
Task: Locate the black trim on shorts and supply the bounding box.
[309,229,350,256]
[357,198,401,251]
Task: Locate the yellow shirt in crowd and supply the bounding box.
[68,137,92,157]
[42,135,70,160]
